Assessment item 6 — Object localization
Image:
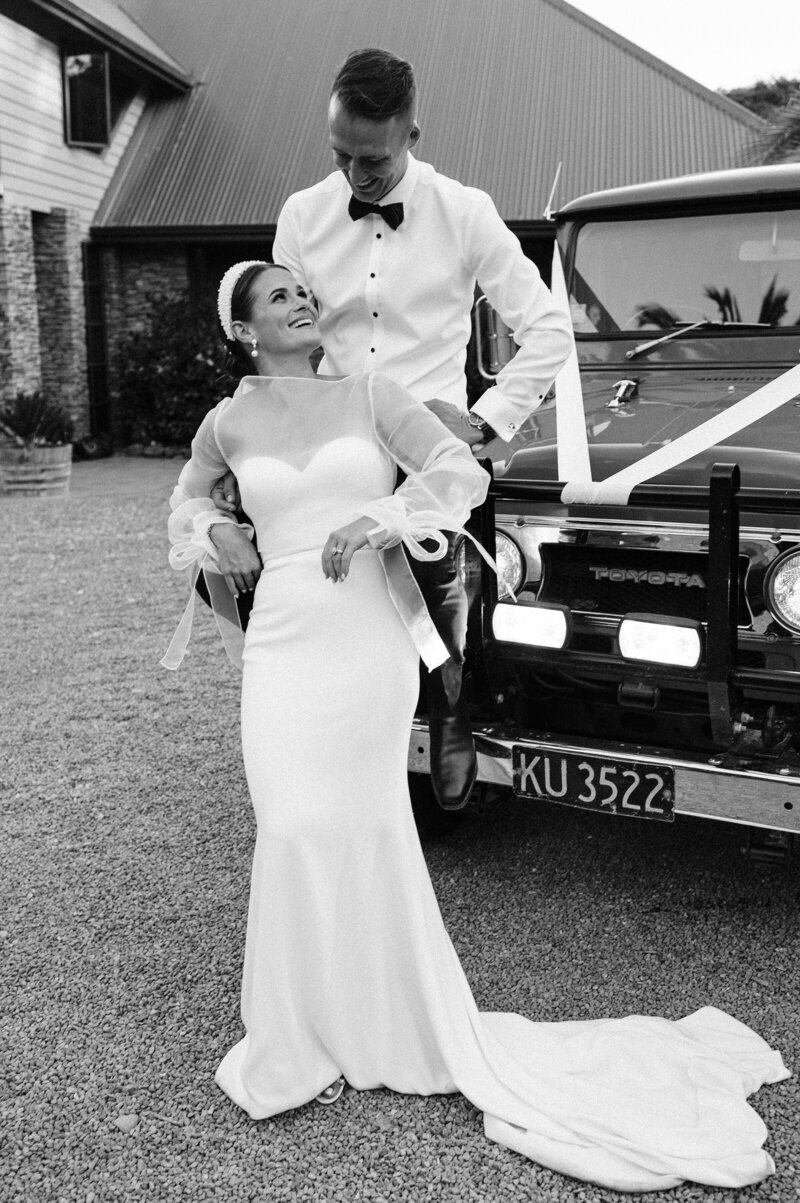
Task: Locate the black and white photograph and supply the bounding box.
[2,1,799,1199]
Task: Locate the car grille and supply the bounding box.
[537,544,748,623]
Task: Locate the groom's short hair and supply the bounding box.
[331,48,417,124]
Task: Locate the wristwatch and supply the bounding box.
[465,410,494,439]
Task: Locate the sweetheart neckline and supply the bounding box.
[239,435,381,474]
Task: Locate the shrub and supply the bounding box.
[0,391,74,448]
[113,292,228,446]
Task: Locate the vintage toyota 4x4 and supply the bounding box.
[410,163,800,858]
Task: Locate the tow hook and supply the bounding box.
[608,378,638,408]
[742,827,796,866]
[732,706,795,757]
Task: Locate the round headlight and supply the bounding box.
[456,530,524,599]
[764,549,800,633]
[495,531,525,598]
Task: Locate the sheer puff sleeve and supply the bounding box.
[161,401,252,672]
[360,373,490,560]
[167,402,253,573]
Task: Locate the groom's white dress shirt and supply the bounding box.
[272,154,571,441]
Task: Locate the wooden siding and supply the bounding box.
[0,13,146,234]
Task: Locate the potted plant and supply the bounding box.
[0,390,74,495]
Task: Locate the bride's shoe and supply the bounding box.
[315,1076,345,1105]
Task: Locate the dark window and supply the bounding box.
[63,51,110,149]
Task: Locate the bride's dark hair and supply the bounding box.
[221,262,273,381]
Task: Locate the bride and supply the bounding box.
[164,260,788,1193]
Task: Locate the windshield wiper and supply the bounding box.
[626,320,770,360]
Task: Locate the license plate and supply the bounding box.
[512,747,674,822]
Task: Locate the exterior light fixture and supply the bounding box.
[492,601,571,648]
[764,549,800,633]
[457,530,525,600]
[618,614,702,668]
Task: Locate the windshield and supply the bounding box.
[569,209,800,333]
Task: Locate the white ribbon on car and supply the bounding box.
[561,363,800,505]
[550,240,592,484]
[548,240,800,506]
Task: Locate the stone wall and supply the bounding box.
[32,208,89,435]
[0,202,43,399]
[0,200,91,436]
[101,246,190,343]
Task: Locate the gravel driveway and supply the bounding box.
[2,458,798,1203]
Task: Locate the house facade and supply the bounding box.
[0,0,189,434]
[1,0,765,438]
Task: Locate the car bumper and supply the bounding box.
[408,720,800,834]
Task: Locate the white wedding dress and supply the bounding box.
[167,373,789,1193]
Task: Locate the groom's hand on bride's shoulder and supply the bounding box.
[212,470,240,514]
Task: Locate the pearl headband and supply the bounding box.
[217,260,269,340]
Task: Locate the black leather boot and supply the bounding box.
[427,658,477,810]
[408,531,477,810]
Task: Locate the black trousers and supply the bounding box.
[407,533,467,667]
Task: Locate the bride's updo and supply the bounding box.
[217,260,271,380]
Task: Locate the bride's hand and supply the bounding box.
[322,517,375,583]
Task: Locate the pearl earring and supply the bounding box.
[250,338,258,358]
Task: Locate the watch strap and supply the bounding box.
[466,410,493,437]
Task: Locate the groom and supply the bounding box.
[262,49,570,810]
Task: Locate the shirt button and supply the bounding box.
[370,348,375,353]
[376,233,382,239]
[373,312,378,318]
[370,273,376,278]
[507,423,516,431]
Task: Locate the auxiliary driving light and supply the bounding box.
[764,549,800,634]
[618,614,702,668]
[492,601,571,648]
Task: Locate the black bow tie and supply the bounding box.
[348,195,404,230]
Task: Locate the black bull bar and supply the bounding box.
[471,463,800,749]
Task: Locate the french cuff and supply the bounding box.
[357,496,449,562]
[472,388,546,443]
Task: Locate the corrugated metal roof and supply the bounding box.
[93,0,764,232]
[18,0,192,87]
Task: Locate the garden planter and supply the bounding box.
[0,443,72,495]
